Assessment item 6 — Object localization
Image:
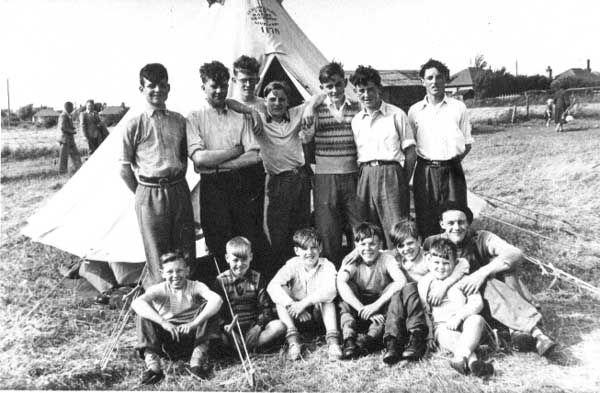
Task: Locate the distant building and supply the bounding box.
[553,68,600,86]
[99,103,129,126]
[33,108,62,126]
[446,67,484,99]
[345,69,424,112]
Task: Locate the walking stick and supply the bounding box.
[213,257,256,389]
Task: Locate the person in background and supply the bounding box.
[79,99,108,154]
[57,101,82,174]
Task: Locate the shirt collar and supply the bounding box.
[360,100,386,118]
[144,105,167,117]
[325,95,353,111]
[201,99,229,114]
[265,109,290,123]
[226,269,252,284]
[420,94,449,109]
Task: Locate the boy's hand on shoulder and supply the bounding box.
[160,321,180,341]
[428,280,449,306]
[359,303,379,320]
[446,315,463,331]
[341,249,360,267]
[369,314,385,325]
[460,272,486,296]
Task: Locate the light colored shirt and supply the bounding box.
[267,256,337,306]
[120,107,187,178]
[140,280,208,324]
[396,249,469,283]
[256,105,311,175]
[351,101,416,164]
[408,95,473,161]
[186,100,259,173]
[340,251,406,298]
[418,278,482,325]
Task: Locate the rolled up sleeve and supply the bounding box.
[394,111,416,150]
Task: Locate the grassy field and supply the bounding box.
[1,118,599,392]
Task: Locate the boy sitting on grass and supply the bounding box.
[132,251,223,384]
[418,238,494,377]
[337,222,408,360]
[214,236,286,354]
[267,228,342,361]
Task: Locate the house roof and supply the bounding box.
[554,68,600,83]
[344,69,422,87]
[447,67,483,88]
[34,108,61,117]
[100,106,128,116]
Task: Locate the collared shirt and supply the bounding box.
[267,256,337,305]
[313,96,360,174]
[120,106,188,178]
[256,105,311,175]
[351,101,416,164]
[408,95,473,161]
[79,110,103,139]
[186,100,260,174]
[423,230,523,274]
[139,280,208,324]
[418,277,482,325]
[214,269,273,331]
[340,251,406,298]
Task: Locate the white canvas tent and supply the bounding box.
[22,0,489,278]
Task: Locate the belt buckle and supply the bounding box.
[158,178,169,187]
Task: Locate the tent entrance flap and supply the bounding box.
[257,55,305,106]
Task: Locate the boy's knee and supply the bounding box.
[465,314,486,329]
[268,319,287,334]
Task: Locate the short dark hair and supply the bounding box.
[85,99,94,106]
[64,101,73,110]
[293,227,322,249]
[438,201,474,224]
[428,238,457,261]
[419,59,450,81]
[349,65,381,87]
[160,250,187,267]
[319,61,345,84]
[390,220,420,248]
[139,63,168,86]
[199,61,230,84]
[233,55,261,75]
[264,80,291,98]
[353,222,384,243]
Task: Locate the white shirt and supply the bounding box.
[351,101,416,164]
[408,95,473,161]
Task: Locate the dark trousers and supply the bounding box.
[413,157,467,239]
[87,136,101,155]
[314,173,361,267]
[339,288,391,341]
[356,163,410,248]
[266,167,311,272]
[136,314,220,360]
[383,282,428,341]
[200,170,271,274]
[135,181,196,288]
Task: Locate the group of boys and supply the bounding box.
[120,57,555,384]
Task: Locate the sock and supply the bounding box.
[286,328,300,344]
[531,327,547,340]
[144,350,161,373]
[325,330,340,345]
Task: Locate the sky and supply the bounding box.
[1,0,598,113]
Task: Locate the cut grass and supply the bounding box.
[1,118,600,391]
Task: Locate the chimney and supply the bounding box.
[587,59,591,72]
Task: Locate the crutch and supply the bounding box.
[213,257,256,388]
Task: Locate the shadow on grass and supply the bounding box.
[471,124,508,135]
[1,168,62,184]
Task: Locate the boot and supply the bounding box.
[382,336,402,365]
[342,337,357,359]
[401,330,426,360]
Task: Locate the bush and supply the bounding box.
[17,104,34,121]
[474,68,551,98]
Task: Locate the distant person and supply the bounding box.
[423,202,556,357]
[418,238,494,377]
[553,89,571,133]
[214,237,286,354]
[545,98,554,128]
[79,99,108,154]
[57,101,82,174]
[350,66,417,248]
[408,59,472,239]
[119,63,196,288]
[309,61,362,267]
[132,251,222,384]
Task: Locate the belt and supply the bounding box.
[417,156,459,166]
[269,166,305,177]
[200,168,234,176]
[360,160,399,167]
[138,173,185,188]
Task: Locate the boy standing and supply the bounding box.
[424,202,556,356]
[337,223,414,360]
[119,63,195,287]
[267,228,342,361]
[214,237,286,353]
[231,55,267,113]
[132,252,223,384]
[408,59,473,239]
[350,66,417,248]
[311,61,362,266]
[57,101,82,174]
[79,99,108,154]
[418,238,494,377]
[187,61,264,270]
